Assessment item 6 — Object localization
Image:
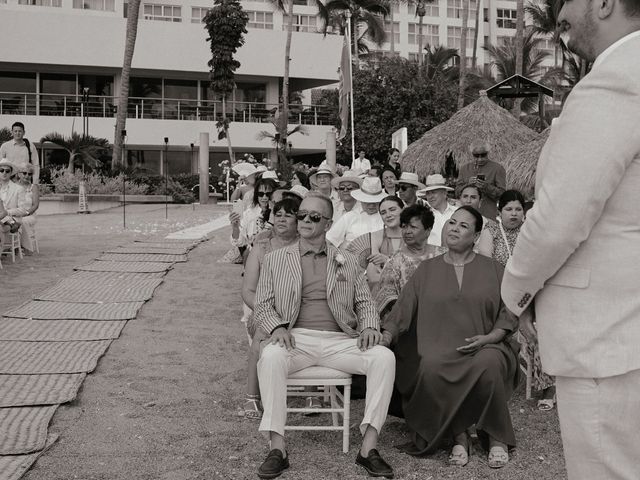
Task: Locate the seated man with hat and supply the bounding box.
[0,158,28,240]
[331,170,363,222]
[309,161,339,205]
[417,174,457,247]
[395,172,426,207]
[455,142,506,219]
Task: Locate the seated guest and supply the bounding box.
[395,172,426,207]
[477,190,556,410]
[240,198,301,420]
[14,165,39,255]
[229,174,278,252]
[347,196,404,291]
[380,167,398,196]
[326,177,385,250]
[385,147,402,179]
[417,174,457,247]
[255,193,395,479]
[290,170,310,190]
[0,159,28,237]
[375,205,444,321]
[309,161,338,204]
[458,183,493,249]
[383,206,519,468]
[331,170,362,222]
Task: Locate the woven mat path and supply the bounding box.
[0,340,112,374]
[97,253,188,263]
[35,275,163,303]
[105,246,191,255]
[0,434,58,480]
[5,301,144,321]
[0,374,86,407]
[0,406,58,455]
[0,318,127,342]
[75,261,172,273]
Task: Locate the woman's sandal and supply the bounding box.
[242,398,263,420]
[488,446,509,468]
[537,394,557,411]
[448,443,470,466]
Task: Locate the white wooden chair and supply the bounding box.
[1,231,23,263]
[285,366,352,453]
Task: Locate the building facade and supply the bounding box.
[0,0,342,176]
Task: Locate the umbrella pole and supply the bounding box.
[345,12,356,167]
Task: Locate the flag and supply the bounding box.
[337,35,351,142]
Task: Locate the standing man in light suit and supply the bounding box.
[500,1,640,478]
[254,192,395,479]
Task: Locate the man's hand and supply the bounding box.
[357,328,382,351]
[270,327,296,351]
[456,334,491,354]
[474,178,487,191]
[379,330,393,348]
[366,253,389,267]
[519,307,537,345]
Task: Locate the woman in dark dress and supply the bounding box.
[383,206,519,469]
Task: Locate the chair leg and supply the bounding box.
[526,354,533,400]
[330,386,339,427]
[342,384,351,454]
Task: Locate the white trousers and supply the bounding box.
[556,369,640,480]
[258,328,395,438]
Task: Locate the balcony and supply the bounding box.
[0,92,333,126]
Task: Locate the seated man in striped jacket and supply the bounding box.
[254,192,396,479]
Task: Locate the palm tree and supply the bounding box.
[112,0,141,169]
[513,0,525,116]
[41,133,110,172]
[321,0,390,69]
[424,45,459,80]
[471,0,481,69]
[457,0,470,109]
[0,127,11,144]
[525,0,562,66]
[256,121,308,178]
[414,0,427,66]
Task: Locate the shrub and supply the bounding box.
[49,168,149,195]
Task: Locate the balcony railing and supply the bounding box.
[0,92,333,126]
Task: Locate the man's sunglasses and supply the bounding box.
[296,210,330,223]
[0,168,12,173]
[473,153,487,158]
[398,184,414,191]
[256,191,273,198]
[338,185,356,192]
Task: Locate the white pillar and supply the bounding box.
[199,132,210,204]
[326,130,337,173]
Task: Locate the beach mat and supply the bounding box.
[75,261,172,273]
[97,253,187,263]
[0,374,86,407]
[35,274,163,303]
[0,318,127,341]
[0,340,112,374]
[0,406,58,455]
[105,246,190,255]
[68,270,166,282]
[4,301,144,321]
[0,433,59,480]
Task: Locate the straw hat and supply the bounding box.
[331,170,363,189]
[395,172,425,189]
[286,184,309,200]
[0,158,17,172]
[350,177,387,203]
[309,161,337,182]
[418,174,454,194]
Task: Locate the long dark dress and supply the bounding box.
[384,254,519,454]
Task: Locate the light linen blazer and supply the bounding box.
[501,34,640,378]
[254,240,379,337]
[1,181,28,217]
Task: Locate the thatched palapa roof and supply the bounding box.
[400,92,538,180]
[504,128,551,199]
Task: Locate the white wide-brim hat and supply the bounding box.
[0,158,18,173]
[286,184,309,200]
[350,177,387,203]
[395,172,425,189]
[418,173,454,194]
[309,161,337,182]
[331,171,363,189]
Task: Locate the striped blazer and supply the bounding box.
[255,240,379,337]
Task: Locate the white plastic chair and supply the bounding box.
[1,231,23,263]
[285,366,352,453]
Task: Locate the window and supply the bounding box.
[73,0,115,10]
[246,10,273,29]
[408,1,438,17]
[408,23,439,47]
[191,6,208,23]
[283,14,317,32]
[447,26,474,50]
[447,0,477,19]
[496,8,517,28]
[497,35,511,46]
[383,20,400,44]
[78,75,114,96]
[143,3,182,22]
[18,0,62,6]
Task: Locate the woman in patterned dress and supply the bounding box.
[478,190,556,410]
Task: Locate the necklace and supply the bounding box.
[445,252,474,267]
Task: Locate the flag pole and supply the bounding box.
[345,11,356,167]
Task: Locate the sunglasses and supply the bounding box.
[0,168,12,173]
[296,210,331,223]
[473,153,487,158]
[398,184,414,191]
[338,185,356,192]
[256,191,273,198]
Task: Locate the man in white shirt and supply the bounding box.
[0,122,40,184]
[351,150,371,174]
[501,1,640,478]
[418,174,456,246]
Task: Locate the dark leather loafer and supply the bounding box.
[257,449,289,479]
[355,449,394,478]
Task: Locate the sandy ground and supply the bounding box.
[2,205,568,480]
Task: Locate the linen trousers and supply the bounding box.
[258,328,395,438]
[555,369,640,480]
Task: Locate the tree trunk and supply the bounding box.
[221,97,234,163]
[471,0,480,70]
[512,0,524,117]
[113,0,141,169]
[457,0,470,109]
[352,14,359,70]
[389,9,395,54]
[417,14,424,66]
[68,152,77,172]
[279,0,295,173]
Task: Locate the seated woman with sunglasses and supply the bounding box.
[230,175,278,254]
[240,197,301,419]
[14,165,39,255]
[326,177,386,250]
